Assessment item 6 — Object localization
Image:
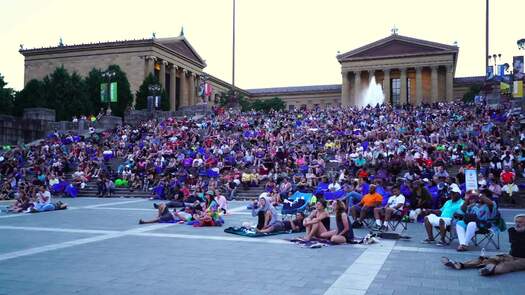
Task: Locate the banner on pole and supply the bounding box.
[513,81,524,98]
[500,82,511,95]
[513,56,524,80]
[486,66,494,80]
[110,82,118,102]
[100,83,108,102]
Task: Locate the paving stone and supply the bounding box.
[0,198,520,295]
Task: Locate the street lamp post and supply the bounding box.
[101,70,116,114]
[148,84,161,112]
[200,73,208,104]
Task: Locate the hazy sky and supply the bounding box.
[2,0,524,90]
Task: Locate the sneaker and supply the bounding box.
[479,264,496,276]
[441,257,463,270]
[436,240,448,247]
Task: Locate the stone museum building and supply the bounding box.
[20,32,483,110]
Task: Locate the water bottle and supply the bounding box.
[481,247,486,258]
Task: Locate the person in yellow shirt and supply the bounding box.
[349,184,383,228]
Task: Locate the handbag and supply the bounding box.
[463,213,479,224]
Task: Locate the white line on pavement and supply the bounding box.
[323,241,396,295]
[83,199,147,208]
[393,245,504,256]
[0,199,149,219]
[131,232,291,244]
[0,224,509,257]
[227,206,248,213]
[0,225,117,235]
[0,223,173,262]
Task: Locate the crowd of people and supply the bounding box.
[0,100,524,275]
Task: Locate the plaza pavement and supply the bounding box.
[0,198,524,295]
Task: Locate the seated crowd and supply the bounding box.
[0,101,523,268]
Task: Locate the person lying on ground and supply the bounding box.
[442,214,525,276]
[139,202,174,224]
[256,212,306,233]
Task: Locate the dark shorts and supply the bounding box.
[378,207,402,215]
[159,208,174,223]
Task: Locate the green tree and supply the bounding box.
[0,74,15,115]
[218,90,251,111]
[135,73,169,111]
[462,84,482,102]
[85,68,104,115]
[42,67,92,120]
[13,79,46,116]
[85,65,133,117]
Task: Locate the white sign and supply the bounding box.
[465,169,478,192]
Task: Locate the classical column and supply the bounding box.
[159,60,167,90]
[144,56,155,79]
[446,65,454,101]
[399,68,407,104]
[180,69,188,107]
[382,69,390,105]
[169,65,178,111]
[341,71,351,107]
[415,67,423,105]
[189,72,196,106]
[353,71,361,106]
[368,70,375,84]
[431,66,439,102]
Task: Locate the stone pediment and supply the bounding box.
[337,34,458,62]
[155,37,206,68]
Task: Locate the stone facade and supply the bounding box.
[20,34,483,111]
[337,34,459,106]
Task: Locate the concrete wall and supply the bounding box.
[252,92,341,109]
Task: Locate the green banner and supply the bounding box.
[110,82,118,102]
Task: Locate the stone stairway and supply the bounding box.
[234,185,266,201]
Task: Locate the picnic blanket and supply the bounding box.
[224,226,292,237]
[287,237,336,248]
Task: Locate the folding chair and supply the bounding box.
[473,227,500,250]
[281,191,312,220]
[361,210,377,229]
[387,207,410,231]
[433,224,456,244]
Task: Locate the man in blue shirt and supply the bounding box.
[422,184,464,246]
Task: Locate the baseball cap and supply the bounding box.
[450,183,461,193]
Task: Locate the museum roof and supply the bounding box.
[453,76,485,86]
[337,34,458,62]
[19,36,206,68]
[248,84,342,96]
